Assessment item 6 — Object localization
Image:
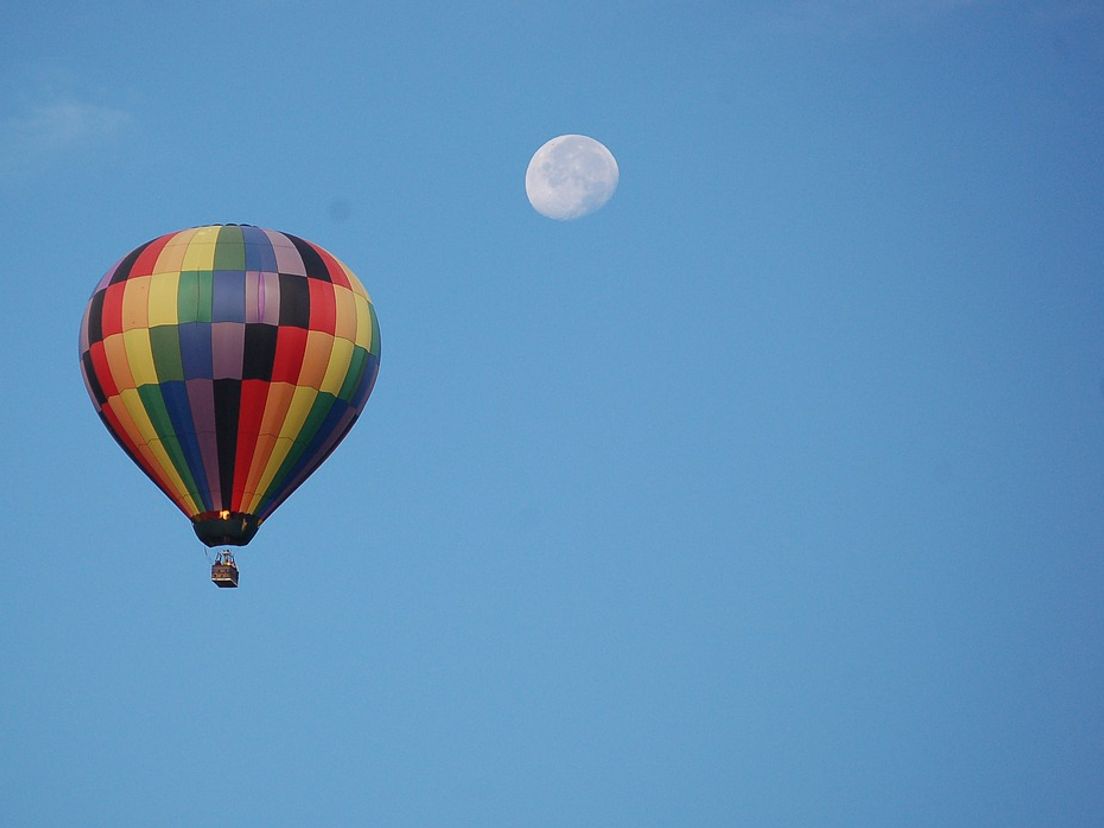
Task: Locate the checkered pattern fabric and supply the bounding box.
[79,225,380,540]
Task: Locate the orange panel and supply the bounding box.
[297,330,334,391]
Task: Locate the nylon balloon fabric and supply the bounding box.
[78,225,380,547]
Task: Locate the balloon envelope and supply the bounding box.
[78,225,381,546]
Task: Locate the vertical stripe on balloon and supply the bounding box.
[79,225,380,536]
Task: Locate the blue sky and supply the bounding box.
[2,1,1103,825]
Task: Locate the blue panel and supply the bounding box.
[179,322,213,380]
[211,270,247,322]
[257,399,351,519]
[242,225,277,272]
[350,353,380,409]
[287,400,349,483]
[159,379,213,510]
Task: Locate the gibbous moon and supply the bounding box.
[525,134,619,220]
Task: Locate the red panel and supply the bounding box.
[317,246,351,289]
[242,382,296,497]
[101,282,126,338]
[130,232,176,277]
[308,279,337,334]
[89,341,118,399]
[231,379,270,510]
[271,326,308,383]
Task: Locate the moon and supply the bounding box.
[525,134,619,220]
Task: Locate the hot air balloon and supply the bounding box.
[78,225,381,586]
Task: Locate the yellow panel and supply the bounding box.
[181,226,219,270]
[149,440,199,514]
[106,394,195,516]
[320,336,354,396]
[122,276,151,331]
[297,330,334,390]
[134,443,186,511]
[145,438,196,513]
[279,385,318,441]
[147,271,180,327]
[103,333,136,391]
[106,394,144,451]
[192,225,221,242]
[249,435,297,512]
[119,387,158,444]
[247,387,318,509]
[111,395,194,515]
[240,383,297,508]
[353,294,372,349]
[153,227,199,274]
[240,433,278,514]
[341,263,370,300]
[333,285,357,341]
[122,329,158,387]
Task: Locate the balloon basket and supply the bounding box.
[211,550,239,588]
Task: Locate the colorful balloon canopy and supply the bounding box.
[78,225,381,547]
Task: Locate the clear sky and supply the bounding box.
[2,1,1103,825]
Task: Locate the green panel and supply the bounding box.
[267,392,337,494]
[298,391,337,451]
[162,434,203,503]
[177,271,212,322]
[149,325,184,382]
[138,384,174,439]
[195,271,213,323]
[368,303,381,354]
[177,271,199,323]
[137,385,201,499]
[214,225,246,270]
[337,346,367,402]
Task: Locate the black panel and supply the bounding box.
[286,233,330,281]
[82,350,107,406]
[278,272,311,328]
[109,238,153,284]
[193,512,261,547]
[242,323,278,381]
[213,378,242,509]
[86,289,106,344]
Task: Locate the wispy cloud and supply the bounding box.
[0,99,131,174]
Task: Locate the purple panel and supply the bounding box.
[259,272,281,325]
[94,256,124,292]
[186,378,222,507]
[244,271,282,325]
[245,271,263,323]
[211,322,245,379]
[79,304,90,352]
[80,358,98,410]
[266,229,305,275]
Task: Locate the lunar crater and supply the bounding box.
[526,134,619,220]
